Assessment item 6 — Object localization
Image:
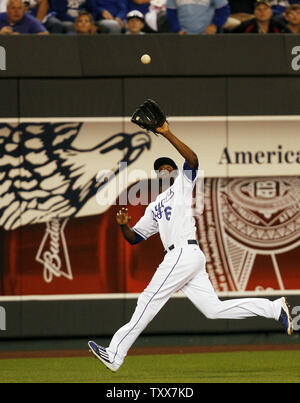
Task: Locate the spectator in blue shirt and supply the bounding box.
[0,0,48,34]
[96,0,127,33]
[166,0,230,34]
[46,0,98,33]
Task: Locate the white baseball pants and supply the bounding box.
[107,245,282,369]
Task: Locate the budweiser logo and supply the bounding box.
[36,218,73,283]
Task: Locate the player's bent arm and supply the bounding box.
[116,208,144,245]
[157,123,198,168]
[119,223,142,245]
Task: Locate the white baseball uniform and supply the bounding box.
[106,161,282,370]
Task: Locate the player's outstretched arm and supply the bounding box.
[156,122,198,168]
[116,207,138,245]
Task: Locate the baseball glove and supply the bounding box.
[131,99,167,134]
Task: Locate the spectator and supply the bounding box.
[125,9,145,34]
[166,0,231,35]
[231,0,291,32]
[96,0,126,33]
[145,0,170,32]
[285,3,300,32]
[127,0,162,32]
[74,10,98,33]
[270,1,300,24]
[127,0,150,15]
[0,0,48,34]
[23,0,49,22]
[46,0,98,33]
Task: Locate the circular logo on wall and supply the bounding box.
[219,177,300,253]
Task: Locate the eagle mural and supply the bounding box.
[0,122,151,230]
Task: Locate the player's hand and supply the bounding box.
[116,207,131,225]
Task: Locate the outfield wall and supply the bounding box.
[0,35,299,338]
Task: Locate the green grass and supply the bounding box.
[0,350,299,383]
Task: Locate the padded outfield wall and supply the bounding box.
[0,34,300,338]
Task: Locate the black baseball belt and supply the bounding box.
[164,239,198,255]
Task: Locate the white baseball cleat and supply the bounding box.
[88,341,118,372]
[278,297,293,336]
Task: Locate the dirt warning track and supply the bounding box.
[0,344,299,359]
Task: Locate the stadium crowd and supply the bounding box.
[0,0,300,35]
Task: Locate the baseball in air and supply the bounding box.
[141,54,151,64]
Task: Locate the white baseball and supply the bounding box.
[141,54,151,64]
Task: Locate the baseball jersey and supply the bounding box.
[133,161,198,250]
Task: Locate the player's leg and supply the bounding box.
[105,247,204,370]
[182,271,282,321]
[106,279,172,369]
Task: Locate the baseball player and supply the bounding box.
[88,100,293,372]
